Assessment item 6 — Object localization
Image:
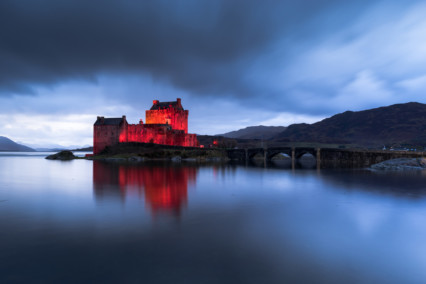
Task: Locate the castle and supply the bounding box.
[93,98,199,154]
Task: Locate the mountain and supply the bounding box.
[21,142,91,151]
[274,102,426,147]
[218,126,287,139]
[0,136,36,152]
[71,146,93,152]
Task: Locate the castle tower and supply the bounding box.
[145,98,188,133]
[93,116,128,154]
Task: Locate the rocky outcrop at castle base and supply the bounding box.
[90,142,226,162]
[45,150,76,160]
[370,158,426,171]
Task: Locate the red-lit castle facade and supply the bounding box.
[93,98,199,154]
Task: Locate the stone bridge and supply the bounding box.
[226,147,425,168]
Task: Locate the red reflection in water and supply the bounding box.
[93,161,196,216]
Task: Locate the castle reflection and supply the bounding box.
[93,161,197,216]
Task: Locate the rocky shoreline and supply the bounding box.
[46,147,228,163]
[370,158,426,171]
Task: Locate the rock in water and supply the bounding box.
[370,158,426,171]
[171,156,182,162]
[45,150,76,160]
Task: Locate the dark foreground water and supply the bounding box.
[1,153,426,283]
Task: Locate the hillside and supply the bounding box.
[0,136,36,151]
[218,126,286,139]
[274,102,426,147]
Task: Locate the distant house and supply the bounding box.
[93,98,199,154]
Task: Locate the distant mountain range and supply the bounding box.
[218,126,287,140]
[21,142,92,151]
[274,102,426,147]
[217,102,426,148]
[0,136,35,152]
[0,137,92,152]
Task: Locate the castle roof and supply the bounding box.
[150,99,184,110]
[94,117,127,126]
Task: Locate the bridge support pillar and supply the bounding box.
[291,147,295,169]
[245,149,248,162]
[316,148,321,169]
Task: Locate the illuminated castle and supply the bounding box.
[93,98,199,154]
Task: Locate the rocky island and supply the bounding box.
[45,150,76,160]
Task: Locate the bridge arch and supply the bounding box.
[249,152,264,160]
[295,148,317,159]
[267,150,292,161]
[247,148,265,160]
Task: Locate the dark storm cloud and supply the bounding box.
[0,0,371,98]
[3,0,426,144]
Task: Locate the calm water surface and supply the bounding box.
[1,153,426,283]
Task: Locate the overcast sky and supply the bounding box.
[1,0,426,146]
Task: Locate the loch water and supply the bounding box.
[1,153,426,283]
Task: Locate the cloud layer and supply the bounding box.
[1,0,426,145]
